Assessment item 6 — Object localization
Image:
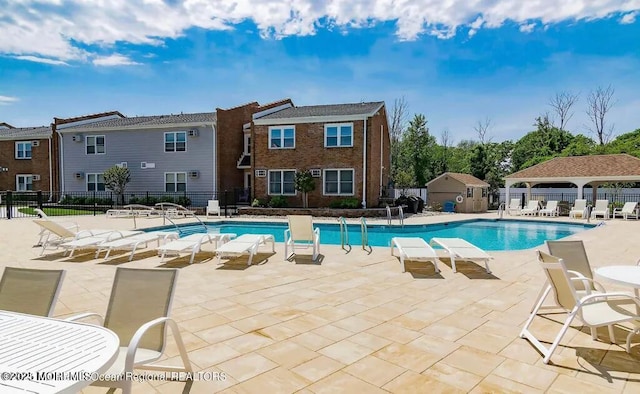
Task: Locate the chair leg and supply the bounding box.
[590,327,598,340]
[543,311,578,364]
[626,328,639,352]
[450,253,457,273]
[400,256,406,273]
[607,325,616,343]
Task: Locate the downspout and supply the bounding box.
[56,128,65,196]
[362,117,367,208]
[379,124,383,197]
[48,134,53,197]
[212,123,217,194]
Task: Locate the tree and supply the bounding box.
[511,116,575,171]
[560,134,596,156]
[294,170,315,208]
[474,117,492,144]
[549,91,579,130]
[586,85,616,145]
[605,128,640,157]
[401,114,437,185]
[389,97,409,185]
[103,165,130,205]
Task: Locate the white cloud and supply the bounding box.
[92,54,141,67]
[519,23,536,33]
[14,55,69,65]
[0,95,19,105]
[621,12,637,23]
[0,1,639,63]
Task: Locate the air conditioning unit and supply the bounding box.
[74,172,84,179]
[188,170,199,178]
[116,162,128,168]
[141,162,155,169]
[255,169,267,178]
[31,140,40,147]
[32,174,41,181]
[310,169,321,177]
[72,135,83,142]
[188,129,199,137]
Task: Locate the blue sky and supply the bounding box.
[1,1,639,142]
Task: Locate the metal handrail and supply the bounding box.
[338,217,351,252]
[360,217,371,253]
[398,205,404,227]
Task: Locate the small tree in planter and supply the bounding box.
[294,170,315,208]
[103,165,131,205]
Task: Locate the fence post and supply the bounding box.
[6,191,12,220]
[93,190,97,216]
[37,190,43,211]
[146,191,149,206]
[224,190,228,218]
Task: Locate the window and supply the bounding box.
[15,142,32,159]
[325,123,353,147]
[165,132,187,152]
[16,175,33,191]
[244,134,251,154]
[324,169,354,195]
[86,173,105,191]
[165,172,187,192]
[268,170,296,195]
[467,187,473,198]
[269,126,295,149]
[482,188,488,197]
[86,135,105,154]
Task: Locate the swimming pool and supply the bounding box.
[147,219,594,251]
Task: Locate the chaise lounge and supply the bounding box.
[215,234,276,266]
[430,237,492,274]
[391,237,440,273]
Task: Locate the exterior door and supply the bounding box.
[473,187,483,212]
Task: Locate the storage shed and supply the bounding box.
[426,172,490,213]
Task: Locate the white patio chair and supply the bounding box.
[569,199,587,219]
[33,219,111,255]
[0,267,65,317]
[612,202,638,220]
[206,200,221,217]
[391,237,439,273]
[430,237,492,273]
[285,215,320,261]
[590,199,610,220]
[539,201,559,217]
[521,200,540,216]
[67,268,191,394]
[520,250,640,364]
[506,198,522,215]
[215,234,276,266]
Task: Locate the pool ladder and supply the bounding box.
[386,205,404,226]
[338,217,371,253]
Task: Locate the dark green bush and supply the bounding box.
[329,198,361,209]
[268,196,288,208]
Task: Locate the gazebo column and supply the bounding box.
[505,179,516,207]
[525,182,532,203]
[590,181,604,202]
[573,180,589,200]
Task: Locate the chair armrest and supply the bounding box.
[578,292,640,306]
[568,275,606,293]
[284,229,291,240]
[65,312,105,325]
[124,317,185,372]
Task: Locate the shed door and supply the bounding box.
[473,187,483,212]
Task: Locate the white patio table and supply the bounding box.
[595,266,640,297]
[0,310,119,393]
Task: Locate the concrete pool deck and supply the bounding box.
[1,212,639,393]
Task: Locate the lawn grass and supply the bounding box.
[18,207,97,216]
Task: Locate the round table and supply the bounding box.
[595,266,640,297]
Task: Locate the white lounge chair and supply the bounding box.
[430,237,492,273]
[206,200,221,217]
[33,209,80,246]
[569,199,587,219]
[60,230,143,257]
[520,251,640,364]
[521,200,540,216]
[391,237,439,273]
[506,198,521,215]
[33,219,111,255]
[215,234,276,266]
[539,201,559,217]
[613,202,639,220]
[66,268,191,394]
[284,215,320,261]
[95,231,179,261]
[157,233,235,265]
[590,199,610,220]
[0,267,65,317]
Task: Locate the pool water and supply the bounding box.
[148,219,594,251]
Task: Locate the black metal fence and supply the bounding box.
[0,189,251,219]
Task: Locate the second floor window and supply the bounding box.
[15,142,32,159]
[16,175,33,191]
[325,123,353,147]
[269,126,295,149]
[86,136,105,154]
[87,173,105,191]
[165,132,186,152]
[165,172,186,192]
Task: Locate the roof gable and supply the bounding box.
[427,172,489,187]
[254,101,385,124]
[506,154,640,179]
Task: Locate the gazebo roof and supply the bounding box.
[506,154,640,182]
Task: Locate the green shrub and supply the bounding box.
[268,196,288,208]
[252,198,267,207]
[329,198,361,209]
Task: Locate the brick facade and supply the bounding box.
[252,105,390,208]
[0,131,56,193]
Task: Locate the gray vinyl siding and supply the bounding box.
[61,125,215,192]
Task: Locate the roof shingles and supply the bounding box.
[259,101,384,120]
[506,154,640,179]
[0,126,51,139]
[64,112,217,130]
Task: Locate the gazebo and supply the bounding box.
[504,154,640,204]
